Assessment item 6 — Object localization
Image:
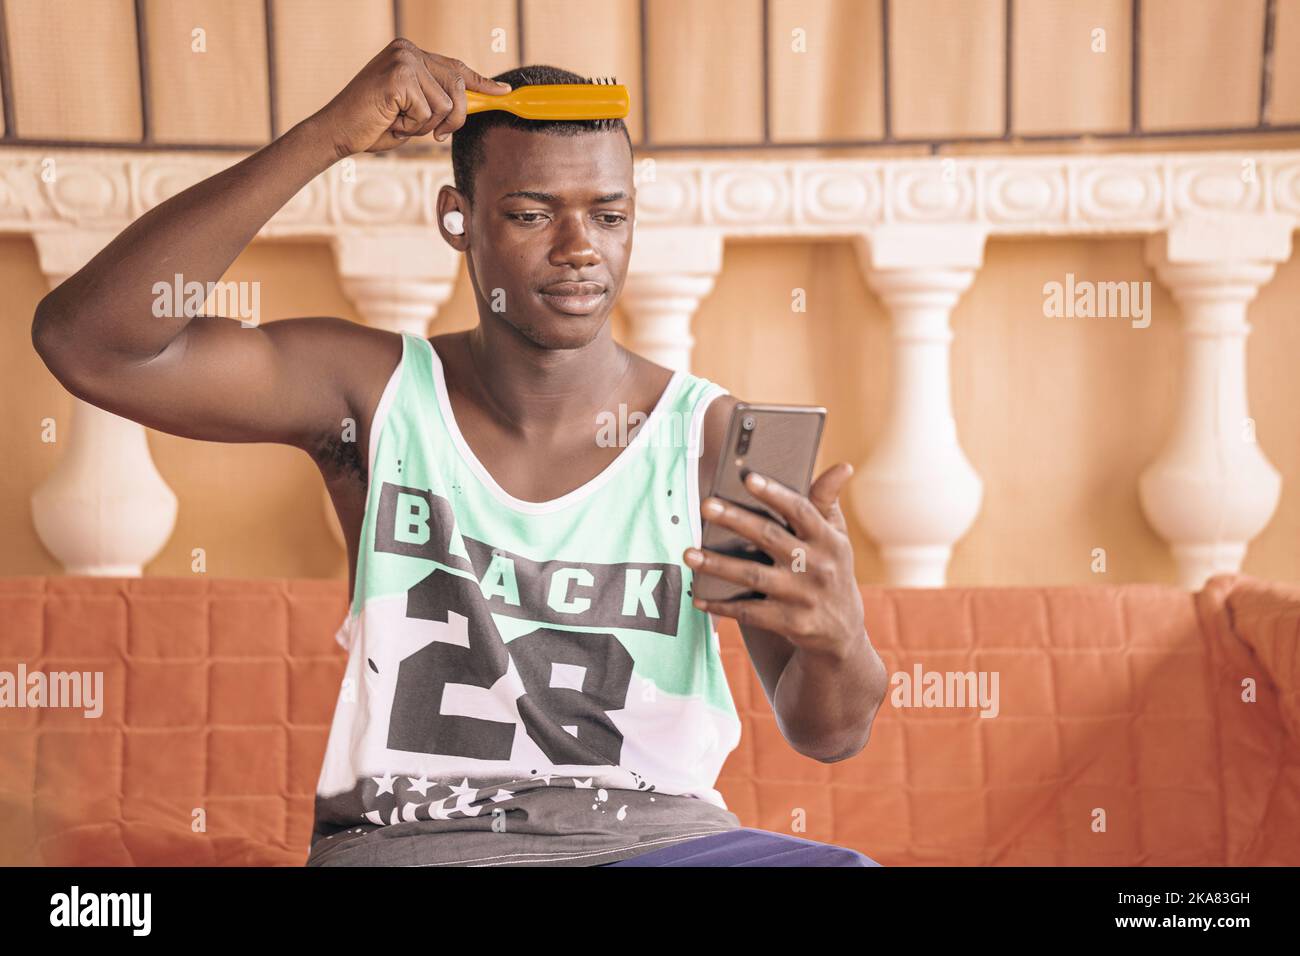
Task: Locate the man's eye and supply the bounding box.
[509,212,547,223]
[596,214,628,225]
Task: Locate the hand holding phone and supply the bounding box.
[694,402,826,603]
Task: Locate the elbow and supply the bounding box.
[809,686,888,764]
[32,296,94,400]
[823,647,891,763]
[791,715,875,764]
[811,726,873,764]
[32,296,64,373]
[32,298,70,375]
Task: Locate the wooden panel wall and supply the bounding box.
[144,0,271,144]
[889,0,1006,139]
[643,0,765,145]
[0,3,1294,150]
[1012,0,1131,135]
[768,0,884,143]
[1271,0,1300,125]
[5,0,142,141]
[1140,0,1265,131]
[399,0,519,83]
[270,0,394,134]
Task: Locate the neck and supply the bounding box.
[466,312,632,434]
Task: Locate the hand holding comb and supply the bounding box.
[308,38,629,156]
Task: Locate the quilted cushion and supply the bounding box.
[1,573,1296,866]
[0,577,346,866]
[718,577,1296,865]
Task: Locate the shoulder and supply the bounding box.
[332,320,405,422]
[427,328,468,368]
[265,316,404,406]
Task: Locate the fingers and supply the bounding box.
[808,463,853,534]
[429,72,467,142]
[700,495,804,563]
[808,463,852,516]
[447,57,513,95]
[421,52,510,141]
[416,51,463,141]
[411,60,456,140]
[392,70,436,137]
[377,45,509,150]
[692,592,805,637]
[684,547,806,603]
[366,56,438,152]
[740,471,827,543]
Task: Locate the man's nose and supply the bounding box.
[549,215,600,267]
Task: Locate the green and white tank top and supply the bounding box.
[311,332,743,855]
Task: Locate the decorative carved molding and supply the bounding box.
[3,149,1297,239]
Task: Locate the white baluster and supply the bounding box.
[331,232,458,336]
[31,231,179,576]
[1141,217,1292,588]
[851,226,987,586]
[621,229,724,372]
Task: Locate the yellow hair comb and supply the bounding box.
[466,77,629,121]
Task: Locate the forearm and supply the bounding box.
[772,628,888,762]
[33,116,339,366]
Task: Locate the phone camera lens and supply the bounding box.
[741,416,755,431]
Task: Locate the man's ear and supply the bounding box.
[436,188,470,251]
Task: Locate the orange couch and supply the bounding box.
[1,573,1297,866]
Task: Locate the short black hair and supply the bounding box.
[451,64,633,203]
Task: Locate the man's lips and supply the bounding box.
[538,281,607,315]
[540,281,605,296]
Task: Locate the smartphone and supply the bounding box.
[695,402,827,603]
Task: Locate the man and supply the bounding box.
[32,40,888,866]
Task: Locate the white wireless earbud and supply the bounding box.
[443,210,465,235]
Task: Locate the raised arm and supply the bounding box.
[30,39,510,452]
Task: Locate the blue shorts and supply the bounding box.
[599,827,881,867]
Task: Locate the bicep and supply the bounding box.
[59,315,394,452]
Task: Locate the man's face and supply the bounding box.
[461,126,635,350]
